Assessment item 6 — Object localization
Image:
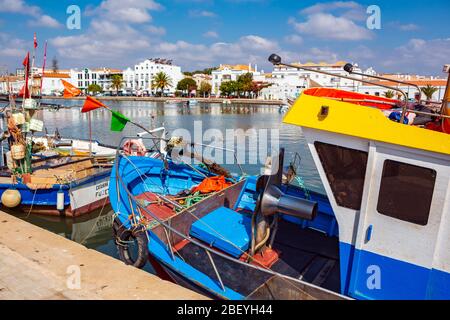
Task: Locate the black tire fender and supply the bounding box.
[114,218,148,269]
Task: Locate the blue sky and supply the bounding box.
[0,0,449,75]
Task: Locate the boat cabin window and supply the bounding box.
[314,142,368,210]
[377,160,436,226]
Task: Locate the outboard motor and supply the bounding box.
[252,149,318,253]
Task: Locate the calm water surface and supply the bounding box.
[12,100,325,272]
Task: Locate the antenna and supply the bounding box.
[268,54,410,123]
[343,63,422,101]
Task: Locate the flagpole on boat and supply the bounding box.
[40,41,47,96]
[88,112,92,157]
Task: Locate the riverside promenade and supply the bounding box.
[43,96,284,105]
[0,210,207,300]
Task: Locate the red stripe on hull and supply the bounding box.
[17,197,110,217]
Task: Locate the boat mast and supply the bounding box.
[441,65,450,133]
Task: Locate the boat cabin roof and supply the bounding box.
[284,88,450,156]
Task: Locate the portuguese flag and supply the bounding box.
[110,110,130,132]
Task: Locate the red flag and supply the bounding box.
[18,84,29,98]
[61,80,82,98]
[33,33,38,49]
[82,96,106,113]
[23,52,30,67]
[22,52,30,98]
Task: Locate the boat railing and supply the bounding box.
[113,152,346,299]
[115,131,245,176]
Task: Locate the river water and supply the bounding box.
[10,100,325,274]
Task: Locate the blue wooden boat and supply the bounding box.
[109,150,346,300]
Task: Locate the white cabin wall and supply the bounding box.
[302,128,370,247]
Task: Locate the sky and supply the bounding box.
[0,0,449,75]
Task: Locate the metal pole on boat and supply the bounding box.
[88,112,92,157]
[268,54,410,123]
[342,63,422,101]
[441,65,450,133]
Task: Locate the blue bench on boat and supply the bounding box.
[190,207,252,258]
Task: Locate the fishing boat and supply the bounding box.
[109,56,450,300]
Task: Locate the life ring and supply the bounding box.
[114,218,148,269]
[123,139,147,156]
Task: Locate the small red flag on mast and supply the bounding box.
[33,33,38,49]
[81,96,107,113]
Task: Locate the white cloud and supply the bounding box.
[28,15,62,28]
[0,0,40,15]
[290,13,372,41]
[399,23,420,31]
[50,0,165,66]
[145,25,166,36]
[382,38,450,74]
[91,0,163,23]
[189,10,217,18]
[0,0,60,28]
[152,35,280,69]
[203,31,219,38]
[284,34,303,45]
[301,1,366,21]
[0,33,27,63]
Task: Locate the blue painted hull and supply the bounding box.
[0,169,111,216]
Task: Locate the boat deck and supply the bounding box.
[176,219,340,299]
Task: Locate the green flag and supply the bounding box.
[110,110,130,132]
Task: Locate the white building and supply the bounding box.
[0,76,25,94]
[259,61,382,101]
[211,64,262,96]
[70,68,123,92]
[356,76,447,101]
[191,73,212,88]
[123,58,183,94]
[39,72,73,95]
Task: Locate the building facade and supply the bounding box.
[70,68,123,92]
[123,58,183,94]
[211,64,262,96]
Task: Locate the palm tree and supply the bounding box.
[383,90,395,99]
[110,75,123,95]
[152,72,172,96]
[421,84,438,101]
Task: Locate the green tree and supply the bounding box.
[420,84,438,101]
[220,81,235,97]
[110,75,123,95]
[383,90,395,99]
[237,73,253,97]
[87,83,103,95]
[176,78,197,96]
[183,67,217,76]
[152,72,172,96]
[198,82,212,97]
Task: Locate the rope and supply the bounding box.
[295,176,311,200]
[23,187,38,219]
